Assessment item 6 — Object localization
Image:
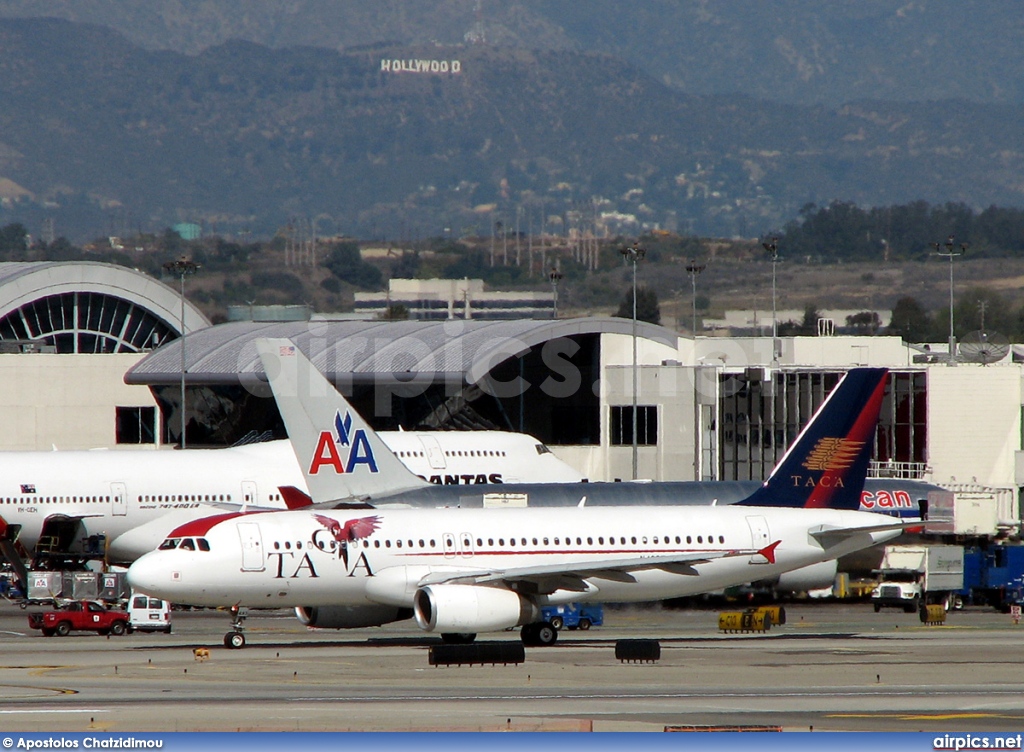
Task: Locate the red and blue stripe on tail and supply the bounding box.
[741,367,888,510]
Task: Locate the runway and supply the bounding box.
[2,601,1023,732]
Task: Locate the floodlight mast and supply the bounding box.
[932,235,967,365]
[162,257,199,448]
[619,241,646,480]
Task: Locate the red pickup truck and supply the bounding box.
[28,600,130,637]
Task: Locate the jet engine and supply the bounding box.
[413,584,538,633]
[766,560,838,593]
[294,605,413,629]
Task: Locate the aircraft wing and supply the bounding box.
[809,520,918,549]
[417,543,778,592]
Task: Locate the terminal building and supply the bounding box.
[0,261,1019,536]
[354,278,556,320]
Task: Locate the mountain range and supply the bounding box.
[0,5,1023,243]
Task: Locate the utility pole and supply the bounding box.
[685,259,706,335]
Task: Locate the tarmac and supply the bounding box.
[1,600,1023,732]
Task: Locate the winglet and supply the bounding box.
[256,338,429,503]
[758,540,781,564]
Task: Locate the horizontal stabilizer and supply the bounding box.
[810,519,918,549]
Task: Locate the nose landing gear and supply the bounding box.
[223,605,248,649]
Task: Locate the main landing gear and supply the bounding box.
[223,605,248,649]
[520,620,558,646]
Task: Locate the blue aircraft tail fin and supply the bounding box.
[741,368,888,510]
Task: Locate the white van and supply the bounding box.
[127,593,172,634]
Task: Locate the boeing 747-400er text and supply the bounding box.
[126,342,908,648]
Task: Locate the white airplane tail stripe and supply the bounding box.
[256,338,429,503]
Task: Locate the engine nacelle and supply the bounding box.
[413,585,537,633]
[771,560,838,593]
[294,605,413,629]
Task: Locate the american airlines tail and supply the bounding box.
[255,338,430,503]
[742,367,888,510]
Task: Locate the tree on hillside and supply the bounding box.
[614,286,660,325]
[324,241,382,290]
[0,223,28,260]
[888,297,931,343]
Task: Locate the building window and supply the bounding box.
[116,406,157,444]
[610,405,658,446]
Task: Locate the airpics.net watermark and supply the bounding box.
[239,319,746,418]
[933,735,1023,750]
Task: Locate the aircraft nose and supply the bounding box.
[127,552,179,598]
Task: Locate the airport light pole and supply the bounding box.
[932,235,967,365]
[762,238,780,364]
[549,267,563,319]
[620,241,646,480]
[685,259,706,335]
[163,257,199,448]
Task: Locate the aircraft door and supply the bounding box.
[110,482,127,517]
[241,481,258,506]
[442,533,457,559]
[237,522,265,571]
[418,436,447,470]
[745,515,771,565]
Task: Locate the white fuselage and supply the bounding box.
[127,505,902,614]
[0,432,582,558]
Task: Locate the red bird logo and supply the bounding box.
[314,514,381,543]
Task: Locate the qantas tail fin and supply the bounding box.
[741,367,888,510]
[256,338,430,503]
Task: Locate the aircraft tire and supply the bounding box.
[535,622,558,646]
[224,632,246,649]
[520,624,537,645]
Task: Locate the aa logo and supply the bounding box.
[308,410,379,475]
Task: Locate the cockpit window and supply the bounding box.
[535,443,552,455]
[158,536,211,552]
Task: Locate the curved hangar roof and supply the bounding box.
[0,261,210,353]
[125,317,679,389]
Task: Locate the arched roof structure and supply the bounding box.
[0,262,209,353]
[125,317,679,387]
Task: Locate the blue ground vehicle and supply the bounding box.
[961,546,1024,611]
[541,603,604,631]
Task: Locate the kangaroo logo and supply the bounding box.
[308,410,379,475]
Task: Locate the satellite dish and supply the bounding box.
[959,330,1010,365]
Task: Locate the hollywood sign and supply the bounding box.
[381,58,462,74]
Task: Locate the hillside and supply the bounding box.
[1,1,1022,105]
[1,18,1023,245]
